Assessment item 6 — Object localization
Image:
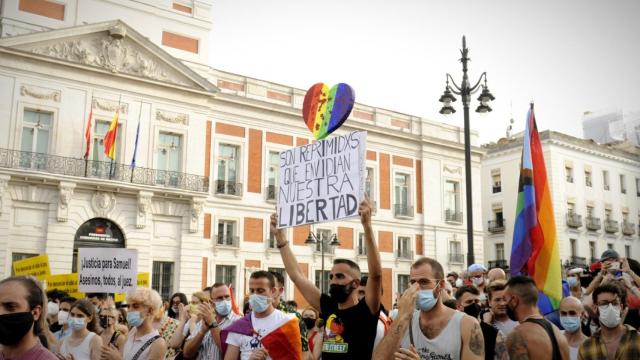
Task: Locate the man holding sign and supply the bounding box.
[270,198,382,360]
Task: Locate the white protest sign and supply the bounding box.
[277,131,366,228]
[78,248,138,293]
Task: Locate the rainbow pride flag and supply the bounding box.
[261,317,302,360]
[510,104,562,310]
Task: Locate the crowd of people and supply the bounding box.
[1,200,639,360]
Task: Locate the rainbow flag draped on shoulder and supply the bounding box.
[510,104,562,312]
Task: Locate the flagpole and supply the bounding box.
[130,98,143,183]
[109,95,122,180]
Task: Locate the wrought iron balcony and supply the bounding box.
[622,221,636,236]
[488,219,505,233]
[604,220,619,234]
[0,148,209,192]
[566,212,583,229]
[445,209,463,223]
[489,259,508,269]
[449,253,465,263]
[492,185,501,193]
[566,175,573,183]
[215,234,240,247]
[396,249,414,260]
[313,241,336,254]
[215,180,242,196]
[356,245,368,256]
[586,217,601,231]
[266,185,277,202]
[568,256,587,267]
[394,204,414,218]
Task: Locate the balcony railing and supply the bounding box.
[586,217,601,231]
[449,253,465,263]
[604,220,619,234]
[396,249,414,260]
[488,220,505,233]
[566,212,583,229]
[266,185,277,202]
[314,241,336,255]
[489,259,508,269]
[356,245,368,256]
[622,221,636,236]
[215,180,242,196]
[0,148,209,192]
[445,209,463,223]
[216,234,240,247]
[568,256,587,267]
[394,204,414,218]
[492,185,501,193]
[566,176,573,183]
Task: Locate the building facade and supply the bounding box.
[482,131,640,272]
[582,110,640,146]
[0,0,484,309]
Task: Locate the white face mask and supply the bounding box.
[472,277,485,286]
[58,310,69,325]
[48,302,59,316]
[598,304,621,328]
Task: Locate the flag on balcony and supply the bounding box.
[130,118,141,169]
[103,110,119,160]
[83,109,92,160]
[510,103,562,311]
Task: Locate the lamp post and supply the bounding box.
[438,36,495,267]
[306,232,341,293]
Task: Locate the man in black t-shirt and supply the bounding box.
[270,199,382,360]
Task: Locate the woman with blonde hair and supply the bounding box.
[160,291,209,359]
[98,306,125,350]
[99,288,167,360]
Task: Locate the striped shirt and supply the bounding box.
[186,313,241,360]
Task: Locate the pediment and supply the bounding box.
[0,21,217,93]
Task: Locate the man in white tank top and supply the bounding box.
[373,257,485,360]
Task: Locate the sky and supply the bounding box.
[209,0,640,144]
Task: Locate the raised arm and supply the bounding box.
[360,199,382,314]
[372,283,418,360]
[271,213,321,310]
[460,316,484,360]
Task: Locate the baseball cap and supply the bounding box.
[600,249,620,262]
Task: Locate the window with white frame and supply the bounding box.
[396,236,411,259]
[603,170,610,190]
[365,167,375,203]
[570,239,577,257]
[21,110,52,169]
[217,220,237,246]
[450,241,463,263]
[587,206,594,218]
[491,171,501,193]
[445,181,461,221]
[394,173,411,216]
[157,132,182,185]
[565,165,573,183]
[585,169,592,187]
[215,265,236,286]
[152,261,174,300]
[620,174,626,194]
[266,151,279,201]
[357,232,367,256]
[216,144,240,195]
[397,274,410,295]
[605,209,612,221]
[314,270,331,293]
[589,242,596,261]
[315,228,333,253]
[495,243,505,260]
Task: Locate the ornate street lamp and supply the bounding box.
[306,232,341,293]
[438,36,495,267]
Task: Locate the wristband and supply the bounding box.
[277,241,289,249]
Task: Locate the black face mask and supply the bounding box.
[506,300,518,322]
[302,317,316,330]
[0,312,34,346]
[99,316,109,329]
[329,282,355,303]
[464,303,482,319]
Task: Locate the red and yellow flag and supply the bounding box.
[261,318,302,360]
[103,110,119,160]
[83,109,92,160]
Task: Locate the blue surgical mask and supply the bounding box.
[560,316,581,333]
[215,300,232,316]
[127,311,144,327]
[249,294,271,313]
[416,287,439,312]
[67,317,86,331]
[566,277,578,288]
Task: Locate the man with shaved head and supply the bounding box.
[559,296,587,360]
[487,268,506,284]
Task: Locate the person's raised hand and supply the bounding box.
[358,199,372,226]
[199,302,215,326]
[178,303,188,322]
[398,283,419,320]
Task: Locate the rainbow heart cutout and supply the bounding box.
[302,83,355,140]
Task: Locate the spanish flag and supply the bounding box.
[261,317,302,360]
[103,110,119,160]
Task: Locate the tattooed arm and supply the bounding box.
[461,316,485,360]
[372,284,418,360]
[494,331,509,360]
[506,329,529,360]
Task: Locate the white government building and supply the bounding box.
[0,0,484,309]
[482,130,640,272]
